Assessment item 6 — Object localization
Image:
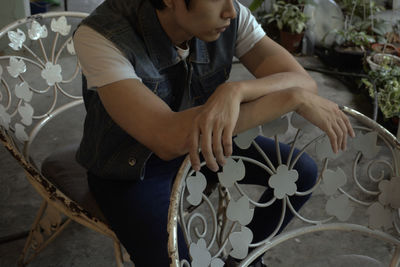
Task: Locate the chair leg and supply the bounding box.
[18,200,71,266]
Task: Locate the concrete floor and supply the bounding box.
[0,0,399,266]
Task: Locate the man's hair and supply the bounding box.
[148,0,191,10]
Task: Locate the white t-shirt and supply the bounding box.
[74,1,265,89]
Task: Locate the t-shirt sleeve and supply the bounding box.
[73,25,141,89]
[235,1,266,58]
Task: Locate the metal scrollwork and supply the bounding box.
[169,110,400,266]
[0,14,83,150]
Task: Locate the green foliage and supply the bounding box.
[362,56,400,118]
[330,0,390,48]
[336,0,385,19]
[261,1,309,34]
[334,27,375,49]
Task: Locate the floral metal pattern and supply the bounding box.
[217,157,245,188]
[8,29,26,51]
[226,196,254,225]
[51,16,71,36]
[0,14,82,144]
[172,109,400,266]
[41,62,62,86]
[325,194,354,221]
[320,167,347,196]
[0,104,10,130]
[15,82,33,102]
[268,164,298,199]
[186,172,207,206]
[189,239,224,267]
[7,57,26,78]
[28,21,48,40]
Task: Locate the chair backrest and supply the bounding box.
[168,107,400,266]
[0,12,107,224]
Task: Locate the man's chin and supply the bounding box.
[198,33,221,43]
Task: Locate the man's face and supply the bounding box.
[171,0,237,42]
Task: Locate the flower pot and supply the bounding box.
[330,45,367,71]
[366,53,400,71]
[280,31,304,53]
[371,43,400,56]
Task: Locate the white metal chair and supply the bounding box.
[168,107,400,266]
[0,12,128,266]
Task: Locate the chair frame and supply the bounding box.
[168,106,400,267]
[0,12,125,267]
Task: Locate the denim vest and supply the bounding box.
[76,0,239,180]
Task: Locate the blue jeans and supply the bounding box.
[87,136,317,267]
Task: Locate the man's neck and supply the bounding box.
[156,9,192,46]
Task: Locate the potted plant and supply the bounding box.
[316,0,389,70]
[250,0,310,52]
[366,53,400,71]
[361,57,400,121]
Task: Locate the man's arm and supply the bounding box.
[188,36,354,172]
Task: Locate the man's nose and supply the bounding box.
[222,0,237,20]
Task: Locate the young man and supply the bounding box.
[74,0,355,266]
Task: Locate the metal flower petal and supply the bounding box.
[210,258,224,267]
[233,127,259,149]
[378,176,400,209]
[268,164,298,199]
[186,171,207,206]
[66,40,76,55]
[261,115,289,137]
[7,57,26,78]
[325,194,354,221]
[50,16,71,36]
[18,102,34,126]
[229,226,253,260]
[352,131,381,159]
[15,82,33,102]
[320,167,347,196]
[0,104,11,130]
[217,157,245,188]
[28,21,48,40]
[189,238,211,267]
[366,202,392,230]
[8,29,26,51]
[41,62,62,86]
[315,135,341,160]
[226,196,254,225]
[15,123,29,142]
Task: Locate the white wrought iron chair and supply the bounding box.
[168,107,400,266]
[0,12,128,266]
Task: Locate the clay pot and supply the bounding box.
[371,43,400,56]
[280,31,304,53]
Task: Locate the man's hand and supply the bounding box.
[189,82,242,172]
[296,90,355,154]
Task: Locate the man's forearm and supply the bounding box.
[234,87,303,134]
[233,71,317,104]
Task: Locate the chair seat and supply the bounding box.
[41,144,107,223]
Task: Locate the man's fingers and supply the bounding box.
[336,118,348,150]
[222,125,233,158]
[201,127,219,172]
[212,126,226,167]
[327,127,338,154]
[342,112,355,138]
[189,130,201,171]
